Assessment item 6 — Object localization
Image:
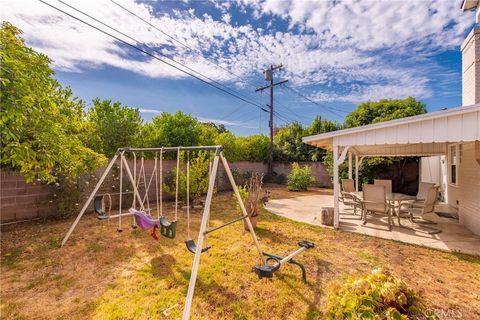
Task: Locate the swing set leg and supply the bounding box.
[182,153,220,320]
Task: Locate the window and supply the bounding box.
[449,144,458,185]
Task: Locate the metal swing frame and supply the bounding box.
[60,145,312,320]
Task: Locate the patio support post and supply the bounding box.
[333,145,340,229]
[348,152,353,179]
[355,154,359,192]
[333,144,350,229]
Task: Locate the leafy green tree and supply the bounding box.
[236,135,270,162]
[274,117,340,162]
[273,122,310,161]
[87,99,142,157]
[0,22,106,183]
[198,122,220,146]
[143,111,202,151]
[214,132,239,161]
[324,97,427,188]
[344,97,426,128]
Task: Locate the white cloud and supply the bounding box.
[139,108,162,114]
[0,0,474,106]
[198,116,258,128]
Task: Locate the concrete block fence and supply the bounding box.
[0,170,54,222]
[0,161,331,223]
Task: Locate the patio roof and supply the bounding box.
[302,103,480,229]
[302,104,480,157]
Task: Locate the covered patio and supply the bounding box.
[303,105,479,227]
[266,104,480,255]
[264,193,480,255]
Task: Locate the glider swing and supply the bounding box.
[60,145,314,320]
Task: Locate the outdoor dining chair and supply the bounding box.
[361,184,394,231]
[416,182,435,201]
[340,179,362,215]
[399,186,441,234]
[400,186,437,221]
[374,179,392,194]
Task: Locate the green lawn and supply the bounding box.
[1,186,479,319]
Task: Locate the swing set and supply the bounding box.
[60,145,314,320]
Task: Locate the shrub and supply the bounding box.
[287,163,315,191]
[164,151,211,206]
[326,268,435,320]
[233,185,249,215]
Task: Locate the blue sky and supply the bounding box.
[2,0,476,135]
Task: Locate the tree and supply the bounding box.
[214,132,239,161]
[324,97,427,188]
[87,99,143,157]
[198,122,220,146]
[236,135,270,162]
[143,111,202,153]
[0,22,106,183]
[273,117,341,162]
[273,122,311,162]
[344,97,426,128]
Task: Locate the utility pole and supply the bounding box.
[256,64,288,175]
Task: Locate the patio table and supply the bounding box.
[348,192,416,227]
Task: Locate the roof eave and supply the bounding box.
[302,103,480,148]
[462,0,479,11]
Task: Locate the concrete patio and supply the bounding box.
[264,194,480,256]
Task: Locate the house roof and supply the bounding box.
[302,104,480,156]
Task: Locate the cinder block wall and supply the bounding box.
[0,160,331,223]
[0,171,53,222]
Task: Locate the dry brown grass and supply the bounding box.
[1,185,479,319]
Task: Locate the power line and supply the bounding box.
[284,85,348,118]
[274,98,311,124]
[39,0,268,113]
[110,0,262,91]
[273,113,291,126]
[109,0,272,120]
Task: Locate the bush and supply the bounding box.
[287,163,315,191]
[326,268,434,320]
[233,185,249,215]
[163,151,212,206]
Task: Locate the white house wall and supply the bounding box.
[454,142,480,235]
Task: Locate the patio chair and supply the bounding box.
[374,179,392,194]
[361,184,394,231]
[416,182,435,201]
[399,187,441,234]
[340,179,361,215]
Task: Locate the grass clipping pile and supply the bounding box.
[326,268,436,320]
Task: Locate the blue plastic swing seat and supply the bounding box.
[184,239,211,254]
[94,195,108,220]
